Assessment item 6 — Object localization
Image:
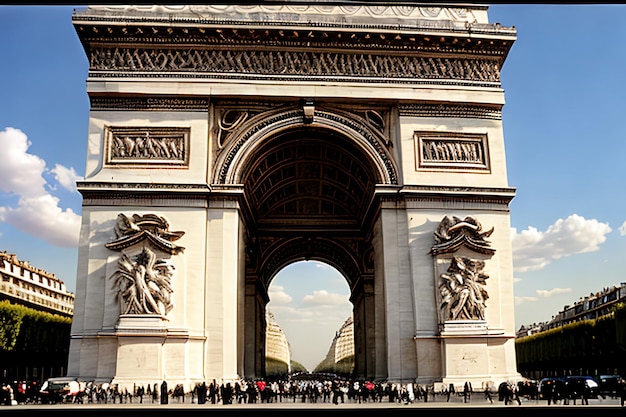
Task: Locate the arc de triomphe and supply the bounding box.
[67,3,522,390]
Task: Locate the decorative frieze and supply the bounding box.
[87,47,501,87]
[91,96,209,112]
[399,103,502,120]
[414,132,490,171]
[105,126,190,167]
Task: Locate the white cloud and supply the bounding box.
[267,285,293,305]
[619,221,626,236]
[515,287,572,306]
[51,164,81,193]
[0,128,47,197]
[511,214,612,273]
[515,295,538,305]
[270,305,316,323]
[0,127,81,247]
[535,287,572,298]
[302,289,350,306]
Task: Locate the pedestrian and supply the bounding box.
[619,378,626,407]
[198,381,207,404]
[447,383,454,402]
[484,385,493,403]
[160,380,168,404]
[463,381,472,403]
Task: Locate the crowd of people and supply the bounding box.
[1,375,624,406]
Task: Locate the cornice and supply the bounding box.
[399,185,515,211]
[73,5,500,30]
[76,181,211,193]
[72,5,516,83]
[74,22,513,55]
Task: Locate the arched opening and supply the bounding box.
[236,123,385,379]
[267,260,352,373]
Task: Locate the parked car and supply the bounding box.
[599,374,621,398]
[39,378,83,404]
[564,376,599,400]
[537,377,566,400]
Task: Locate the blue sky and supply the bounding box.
[1,5,626,371]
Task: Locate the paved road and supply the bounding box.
[0,396,623,417]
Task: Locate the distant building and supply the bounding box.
[516,282,626,338]
[265,310,291,371]
[333,316,354,363]
[317,315,355,369]
[0,251,74,318]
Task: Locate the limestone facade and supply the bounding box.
[265,310,291,370]
[333,316,355,364]
[67,3,522,391]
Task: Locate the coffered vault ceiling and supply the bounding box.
[241,127,378,235]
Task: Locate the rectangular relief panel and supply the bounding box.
[414,131,490,172]
[105,126,190,168]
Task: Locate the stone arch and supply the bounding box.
[224,105,388,377]
[260,236,363,291]
[214,105,398,187]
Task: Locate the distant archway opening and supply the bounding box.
[266,260,352,374]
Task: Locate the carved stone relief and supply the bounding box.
[431,215,495,256]
[415,132,489,171]
[105,213,185,317]
[88,47,501,86]
[438,256,489,321]
[431,215,494,325]
[105,126,190,167]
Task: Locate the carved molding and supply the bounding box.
[215,102,390,152]
[402,196,511,212]
[81,195,208,208]
[105,126,190,167]
[82,5,489,26]
[91,96,209,112]
[399,103,502,120]
[77,182,210,191]
[217,107,397,186]
[414,131,490,172]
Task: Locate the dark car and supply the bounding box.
[538,377,566,400]
[599,375,621,398]
[564,376,599,400]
